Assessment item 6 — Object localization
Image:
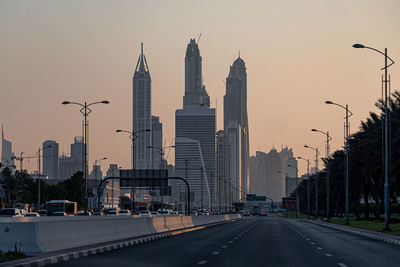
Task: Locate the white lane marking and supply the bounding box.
[198,260,207,265]
[221,245,228,248]
[338,263,347,267]
[212,251,220,255]
[234,237,239,240]
[317,247,322,250]
[228,241,234,243]
[310,242,315,245]
[306,238,310,241]
[325,253,333,257]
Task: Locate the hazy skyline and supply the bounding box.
[1,0,399,175]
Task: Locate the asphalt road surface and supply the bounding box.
[56,216,400,267]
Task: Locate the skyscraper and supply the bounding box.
[216,130,231,211]
[42,140,59,180]
[175,106,216,210]
[133,43,152,169]
[224,56,250,198]
[151,116,163,169]
[183,39,210,108]
[175,38,215,210]
[59,136,84,180]
[1,126,14,169]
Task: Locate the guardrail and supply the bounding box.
[0,214,241,255]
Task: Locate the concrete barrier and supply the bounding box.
[0,214,241,255]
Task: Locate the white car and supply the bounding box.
[0,208,23,217]
[24,212,40,217]
[139,210,152,217]
[119,210,131,216]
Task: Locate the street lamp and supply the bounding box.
[304,144,320,218]
[116,129,151,213]
[36,145,52,210]
[298,157,311,219]
[287,164,299,218]
[62,100,110,212]
[353,43,395,231]
[312,128,333,220]
[325,100,352,224]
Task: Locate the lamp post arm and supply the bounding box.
[363,46,395,69]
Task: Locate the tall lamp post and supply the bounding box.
[37,145,52,210]
[298,157,311,219]
[304,144,320,218]
[311,129,333,220]
[353,43,395,231]
[116,129,151,213]
[62,100,110,212]
[287,164,299,218]
[325,100,352,224]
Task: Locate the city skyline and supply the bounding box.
[0,1,399,175]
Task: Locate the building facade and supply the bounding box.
[224,56,250,201]
[42,140,59,180]
[151,116,163,169]
[216,130,232,211]
[1,126,14,169]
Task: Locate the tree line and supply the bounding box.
[0,168,85,209]
[292,92,400,219]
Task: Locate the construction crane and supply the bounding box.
[12,152,37,171]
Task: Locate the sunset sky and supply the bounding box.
[1,0,399,175]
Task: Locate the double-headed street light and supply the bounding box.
[62,100,110,212]
[353,43,395,231]
[287,164,299,218]
[298,157,311,219]
[304,144,320,218]
[116,129,151,213]
[311,129,333,220]
[325,100,352,224]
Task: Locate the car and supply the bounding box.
[37,210,47,216]
[139,210,152,217]
[76,211,92,216]
[51,211,68,216]
[0,208,23,217]
[150,211,158,216]
[119,210,131,216]
[93,212,104,216]
[24,212,40,217]
[243,211,251,216]
[106,211,118,216]
[157,209,170,216]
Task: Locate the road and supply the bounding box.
[56,216,400,267]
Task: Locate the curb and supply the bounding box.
[303,219,400,247]
[2,218,242,267]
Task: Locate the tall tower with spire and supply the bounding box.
[183,38,210,108]
[224,55,250,199]
[132,43,152,169]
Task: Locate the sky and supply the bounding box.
[0,0,399,175]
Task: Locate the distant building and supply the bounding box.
[104,164,120,208]
[175,105,216,210]
[224,56,250,202]
[1,126,14,169]
[249,147,299,202]
[175,39,215,211]
[151,116,163,169]
[89,164,102,180]
[226,121,242,202]
[216,130,232,211]
[133,43,152,169]
[183,38,210,108]
[42,140,59,180]
[59,136,84,180]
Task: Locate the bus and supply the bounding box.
[46,200,77,216]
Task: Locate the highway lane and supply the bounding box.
[56,216,400,267]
